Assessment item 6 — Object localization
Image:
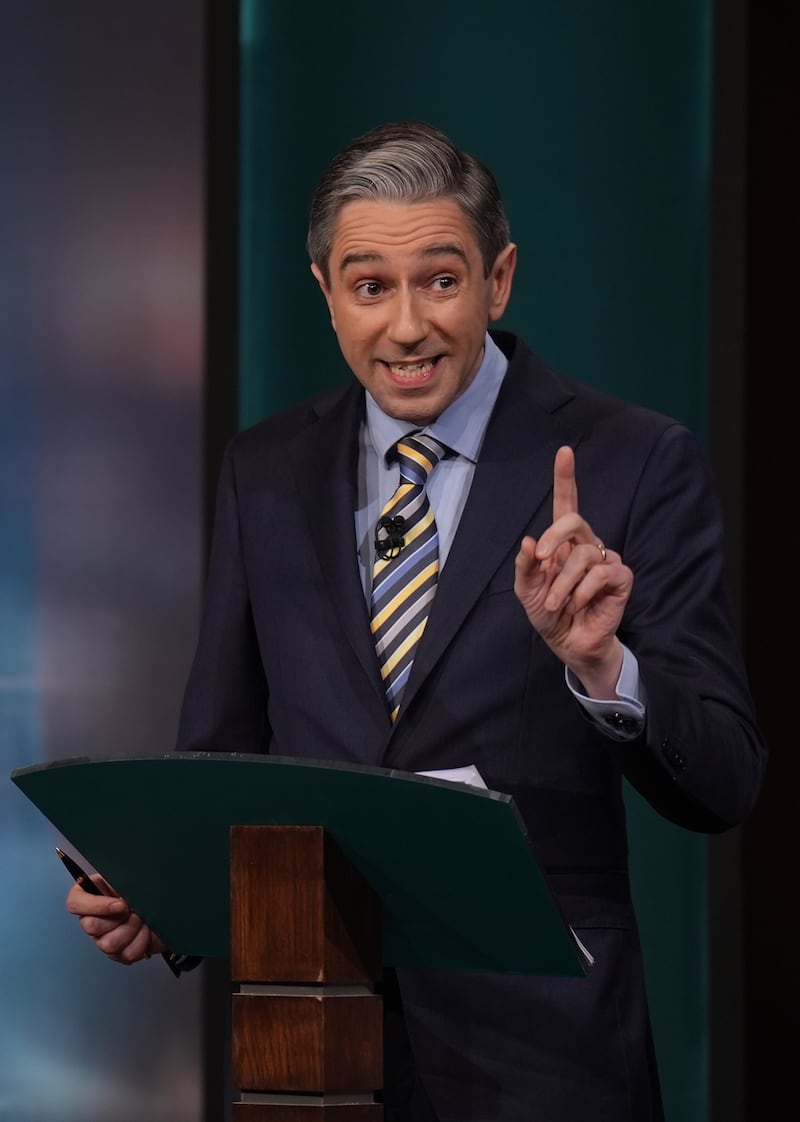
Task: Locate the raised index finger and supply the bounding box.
[552,445,578,523]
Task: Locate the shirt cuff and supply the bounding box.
[566,645,646,740]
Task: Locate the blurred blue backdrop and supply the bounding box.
[1,4,204,1119]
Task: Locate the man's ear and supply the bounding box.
[310,262,336,330]
[487,243,517,322]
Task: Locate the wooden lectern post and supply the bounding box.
[230,825,384,1120]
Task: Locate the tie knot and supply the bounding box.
[394,432,447,486]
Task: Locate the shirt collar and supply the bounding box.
[365,332,508,463]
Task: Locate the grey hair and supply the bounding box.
[307,121,511,284]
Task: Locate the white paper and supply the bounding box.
[569,927,595,966]
[415,764,488,790]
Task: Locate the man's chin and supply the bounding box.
[364,380,439,425]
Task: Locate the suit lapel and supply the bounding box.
[285,384,388,713]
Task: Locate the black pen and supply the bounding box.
[56,847,104,895]
[55,847,200,976]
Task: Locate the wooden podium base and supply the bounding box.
[230,826,384,1119]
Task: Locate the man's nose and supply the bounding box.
[387,289,428,347]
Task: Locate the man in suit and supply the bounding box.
[68,121,766,1121]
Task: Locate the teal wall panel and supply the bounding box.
[239,3,712,1118]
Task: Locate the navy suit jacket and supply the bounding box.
[177,331,765,1121]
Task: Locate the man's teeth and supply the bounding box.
[387,359,436,377]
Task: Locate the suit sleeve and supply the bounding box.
[175,442,271,755]
[612,422,766,831]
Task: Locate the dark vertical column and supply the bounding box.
[203,3,241,1119]
[204,0,241,553]
[707,3,749,1118]
[742,1,796,1118]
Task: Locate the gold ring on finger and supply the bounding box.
[595,541,607,563]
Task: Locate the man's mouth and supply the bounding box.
[384,357,440,379]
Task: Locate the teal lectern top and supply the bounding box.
[11,752,588,977]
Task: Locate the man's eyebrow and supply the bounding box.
[338,244,468,274]
[339,251,384,273]
[421,244,468,264]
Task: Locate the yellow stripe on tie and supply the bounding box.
[370,561,438,632]
[379,619,429,681]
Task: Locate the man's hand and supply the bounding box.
[514,445,633,699]
[65,875,168,966]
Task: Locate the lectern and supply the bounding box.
[11,753,589,1117]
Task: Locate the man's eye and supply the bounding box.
[432,276,457,291]
[356,281,383,297]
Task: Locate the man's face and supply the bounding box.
[311,198,516,425]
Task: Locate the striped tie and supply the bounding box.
[370,432,447,722]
